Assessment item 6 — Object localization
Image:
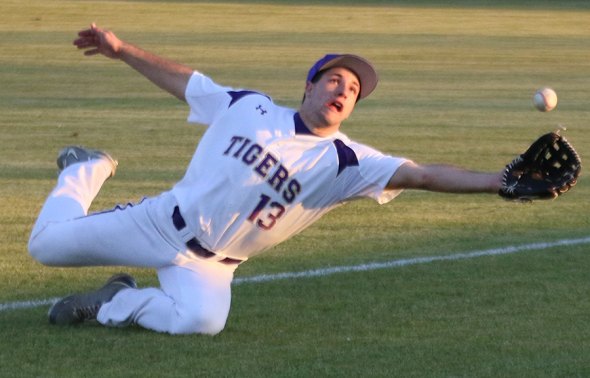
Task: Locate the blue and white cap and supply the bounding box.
[307,54,378,100]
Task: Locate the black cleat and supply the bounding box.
[56,145,118,177]
[48,273,136,325]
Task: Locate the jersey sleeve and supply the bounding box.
[185,72,234,125]
[345,143,409,204]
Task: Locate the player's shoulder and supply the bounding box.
[331,132,364,153]
[227,89,273,107]
[187,73,274,105]
[333,133,389,159]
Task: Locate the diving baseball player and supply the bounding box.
[28,24,504,335]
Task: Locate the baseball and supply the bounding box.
[533,87,558,112]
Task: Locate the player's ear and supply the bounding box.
[302,81,313,103]
[305,81,313,93]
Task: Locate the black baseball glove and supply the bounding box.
[499,131,582,201]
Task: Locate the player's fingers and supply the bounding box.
[74,34,91,46]
[73,38,91,47]
[77,28,92,36]
[76,24,102,42]
[83,49,100,56]
[74,42,99,51]
[76,28,97,40]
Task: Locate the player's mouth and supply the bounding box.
[326,100,343,113]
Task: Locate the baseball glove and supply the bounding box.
[499,131,582,201]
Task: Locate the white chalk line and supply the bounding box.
[2,236,589,313]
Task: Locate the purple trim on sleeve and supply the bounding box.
[228,90,270,107]
[333,139,359,175]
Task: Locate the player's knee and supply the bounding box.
[27,230,58,266]
[28,232,47,263]
[170,309,227,335]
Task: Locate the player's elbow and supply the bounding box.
[388,161,431,190]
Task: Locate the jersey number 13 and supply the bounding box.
[247,194,285,230]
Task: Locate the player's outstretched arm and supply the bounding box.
[73,23,193,101]
[388,161,503,194]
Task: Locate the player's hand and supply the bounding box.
[73,23,123,59]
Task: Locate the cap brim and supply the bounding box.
[318,55,378,99]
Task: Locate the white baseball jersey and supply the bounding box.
[171,72,408,260]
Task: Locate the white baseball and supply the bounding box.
[533,87,558,112]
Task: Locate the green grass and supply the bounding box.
[1,0,589,376]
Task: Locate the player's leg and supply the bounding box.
[30,156,114,240]
[33,146,235,335]
[98,261,237,335]
[29,194,182,267]
[29,146,116,245]
[28,146,185,267]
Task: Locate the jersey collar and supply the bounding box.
[294,112,315,136]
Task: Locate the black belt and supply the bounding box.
[172,206,243,265]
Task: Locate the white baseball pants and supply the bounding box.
[28,159,237,335]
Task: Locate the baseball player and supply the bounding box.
[28,24,504,335]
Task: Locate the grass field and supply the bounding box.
[1,0,589,376]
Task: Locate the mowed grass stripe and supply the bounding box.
[3,236,589,313]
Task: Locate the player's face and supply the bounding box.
[300,67,360,132]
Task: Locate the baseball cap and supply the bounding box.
[306,54,378,100]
